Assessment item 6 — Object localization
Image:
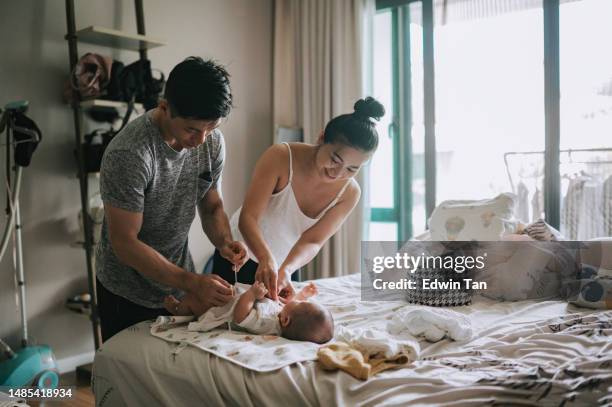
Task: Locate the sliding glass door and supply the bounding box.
[369,2,425,241]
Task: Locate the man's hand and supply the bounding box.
[188,274,234,310]
[219,240,248,269]
[254,258,278,300]
[277,268,296,304]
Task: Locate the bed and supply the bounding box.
[92,273,612,406]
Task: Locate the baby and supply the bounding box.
[164,281,334,344]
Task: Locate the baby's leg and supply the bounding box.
[163,295,194,316]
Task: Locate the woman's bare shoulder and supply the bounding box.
[258,143,289,168]
[341,178,361,204]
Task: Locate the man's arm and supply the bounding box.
[198,189,247,267]
[106,204,233,307]
[198,188,232,249]
[105,204,196,291]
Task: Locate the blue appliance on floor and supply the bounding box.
[0,101,59,389]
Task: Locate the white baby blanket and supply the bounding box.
[150,281,472,373]
[186,283,283,335]
[151,315,318,372]
[388,308,473,342]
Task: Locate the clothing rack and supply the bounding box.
[504,147,612,193]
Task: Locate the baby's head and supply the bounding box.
[279,301,334,344]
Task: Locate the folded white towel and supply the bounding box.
[334,326,419,360]
[388,308,472,342]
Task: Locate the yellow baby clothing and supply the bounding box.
[317,342,411,380]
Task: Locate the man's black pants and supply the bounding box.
[96,279,171,342]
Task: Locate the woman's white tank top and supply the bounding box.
[229,143,351,266]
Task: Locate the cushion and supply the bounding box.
[584,239,612,270]
[405,266,473,306]
[478,242,578,301]
[522,219,565,241]
[404,243,475,307]
[567,264,612,309]
[428,193,518,241]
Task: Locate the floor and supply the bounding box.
[26,371,94,407]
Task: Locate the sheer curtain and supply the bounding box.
[273,0,373,278]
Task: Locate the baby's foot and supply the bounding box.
[302,282,318,298]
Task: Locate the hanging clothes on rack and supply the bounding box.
[505,148,612,239]
[516,181,530,223]
[562,174,606,240]
[580,176,605,239]
[562,176,585,240]
[603,175,612,236]
[531,185,544,223]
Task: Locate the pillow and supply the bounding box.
[412,230,431,241]
[522,219,565,241]
[584,239,612,270]
[477,242,579,301]
[404,243,475,307]
[405,266,473,306]
[567,264,612,309]
[428,193,518,241]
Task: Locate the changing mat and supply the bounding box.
[150,277,414,372]
[150,315,319,372]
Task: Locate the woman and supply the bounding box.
[213,97,384,300]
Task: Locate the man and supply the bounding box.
[96,57,246,341]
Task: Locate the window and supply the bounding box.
[370,0,612,241]
[434,4,545,207]
[369,9,397,241]
[559,0,612,239]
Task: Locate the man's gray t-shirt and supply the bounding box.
[96,111,224,308]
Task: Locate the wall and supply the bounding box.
[0,0,272,370]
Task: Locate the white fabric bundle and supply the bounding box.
[388,308,472,342]
[334,326,419,360]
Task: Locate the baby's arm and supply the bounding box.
[293,282,318,301]
[233,281,268,323]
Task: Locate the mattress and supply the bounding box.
[93,274,612,407]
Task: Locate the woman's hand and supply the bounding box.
[277,268,296,303]
[254,257,279,300]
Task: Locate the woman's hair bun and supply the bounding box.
[353,97,385,121]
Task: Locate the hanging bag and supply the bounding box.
[63,53,113,103]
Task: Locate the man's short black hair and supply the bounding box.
[164,57,232,120]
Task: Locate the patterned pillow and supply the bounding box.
[405,267,473,306]
[404,244,475,306]
[428,193,519,241]
[567,264,612,309]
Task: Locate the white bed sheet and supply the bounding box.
[93,274,612,407]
